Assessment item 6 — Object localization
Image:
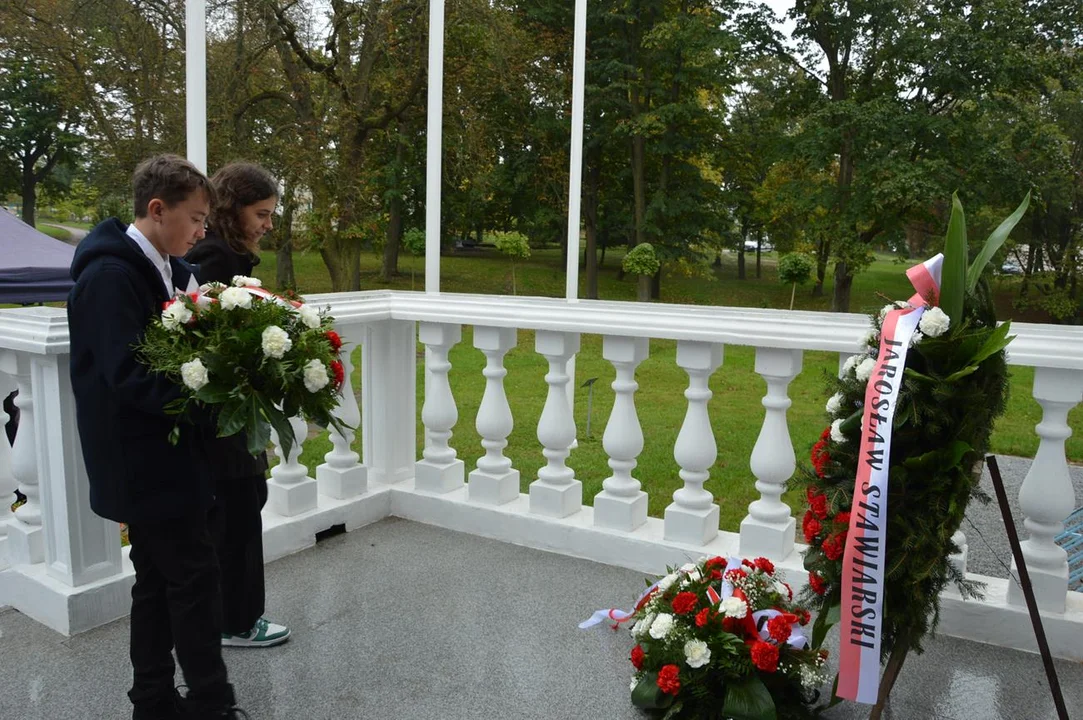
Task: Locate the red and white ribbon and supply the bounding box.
[837,254,942,704]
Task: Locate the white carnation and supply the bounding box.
[918,306,950,337]
[633,613,656,640]
[161,301,192,331]
[219,286,253,310]
[720,597,747,619]
[199,281,225,292]
[656,573,678,594]
[825,392,843,416]
[649,613,675,639]
[909,331,924,348]
[684,639,711,669]
[841,354,860,375]
[303,358,330,393]
[261,325,292,359]
[231,275,262,287]
[879,300,911,321]
[180,358,209,391]
[686,570,702,583]
[830,418,847,444]
[855,357,876,382]
[296,303,321,329]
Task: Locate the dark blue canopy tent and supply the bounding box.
[0,209,76,304]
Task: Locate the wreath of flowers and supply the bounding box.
[137,275,347,458]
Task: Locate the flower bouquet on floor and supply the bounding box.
[795,193,1030,717]
[137,275,348,458]
[586,555,827,720]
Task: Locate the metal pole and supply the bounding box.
[185,0,207,174]
[564,0,587,303]
[425,0,446,294]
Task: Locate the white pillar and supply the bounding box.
[468,326,519,505]
[33,354,122,586]
[0,361,16,547]
[184,0,207,173]
[1008,367,1083,613]
[415,322,464,493]
[564,0,587,302]
[362,320,417,484]
[267,415,317,517]
[317,327,367,499]
[593,336,649,531]
[424,0,446,293]
[664,341,723,545]
[6,353,43,564]
[740,348,801,558]
[529,331,582,517]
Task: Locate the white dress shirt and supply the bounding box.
[126,223,174,296]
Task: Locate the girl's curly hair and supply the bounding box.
[208,162,278,253]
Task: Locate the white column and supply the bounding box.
[468,326,519,505]
[267,415,317,517]
[6,353,43,564]
[362,320,417,484]
[425,0,445,293]
[740,348,802,558]
[317,327,367,499]
[0,361,16,546]
[593,336,649,531]
[184,0,207,173]
[529,331,582,517]
[415,322,464,493]
[664,341,723,545]
[1008,367,1083,613]
[564,0,587,301]
[33,354,122,586]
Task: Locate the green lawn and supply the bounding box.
[256,247,1082,532]
[36,224,73,243]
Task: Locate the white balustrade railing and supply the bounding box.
[0,357,17,549]
[1,293,1081,655]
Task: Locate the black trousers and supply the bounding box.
[209,473,268,635]
[127,513,235,713]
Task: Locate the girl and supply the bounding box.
[186,162,291,649]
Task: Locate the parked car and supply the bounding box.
[1000,259,1024,275]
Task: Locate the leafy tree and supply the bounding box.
[777,252,814,309]
[492,231,531,295]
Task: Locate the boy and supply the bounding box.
[68,155,246,720]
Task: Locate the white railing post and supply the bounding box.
[317,326,367,499]
[740,347,802,558]
[267,414,317,517]
[415,322,464,493]
[6,352,43,564]
[33,352,123,586]
[529,330,582,517]
[362,319,416,485]
[1008,367,1083,613]
[593,336,649,531]
[468,326,519,505]
[664,341,723,545]
[0,355,18,561]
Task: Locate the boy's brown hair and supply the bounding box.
[132,154,214,218]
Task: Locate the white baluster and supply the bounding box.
[529,330,582,517]
[362,320,417,485]
[740,348,801,558]
[664,341,723,545]
[468,326,519,505]
[267,414,317,517]
[415,322,464,493]
[593,336,649,531]
[1008,367,1083,612]
[0,363,16,541]
[317,328,367,499]
[7,353,43,564]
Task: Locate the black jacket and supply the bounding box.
[185,231,269,479]
[68,218,215,523]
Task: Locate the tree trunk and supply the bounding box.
[755,233,762,279]
[382,192,403,283]
[584,153,600,299]
[275,184,297,290]
[737,249,746,280]
[650,268,661,300]
[631,134,646,248]
[321,230,362,291]
[21,165,36,227]
[813,237,829,296]
[832,260,853,312]
[636,275,650,301]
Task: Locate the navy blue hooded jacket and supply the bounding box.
[68,218,215,523]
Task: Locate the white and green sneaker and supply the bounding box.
[221,617,291,648]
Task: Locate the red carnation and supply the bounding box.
[806,485,820,503]
[704,556,725,570]
[331,360,346,389]
[767,615,793,644]
[810,493,829,520]
[657,665,681,695]
[835,511,851,526]
[326,330,343,352]
[754,557,775,575]
[822,533,844,561]
[808,572,827,596]
[630,645,645,670]
[672,591,698,615]
[742,559,755,569]
[802,511,822,543]
[750,641,780,672]
[710,569,723,580]
[695,607,714,628]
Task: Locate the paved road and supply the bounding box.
[41,223,89,245]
